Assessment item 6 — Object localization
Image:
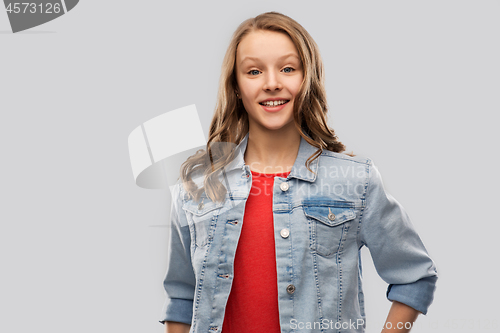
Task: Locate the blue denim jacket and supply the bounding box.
[159,133,438,332]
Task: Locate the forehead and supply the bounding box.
[236,30,300,64]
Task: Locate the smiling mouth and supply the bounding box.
[259,100,290,107]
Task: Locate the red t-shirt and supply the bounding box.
[222,169,291,332]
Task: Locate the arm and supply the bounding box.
[359,162,438,316]
[165,321,191,333]
[158,183,196,326]
[381,301,420,333]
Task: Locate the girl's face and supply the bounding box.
[235,30,303,133]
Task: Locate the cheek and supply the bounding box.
[241,96,256,114]
[241,90,253,104]
[240,85,260,107]
[240,81,257,98]
[291,77,303,95]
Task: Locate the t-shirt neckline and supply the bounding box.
[250,169,291,177]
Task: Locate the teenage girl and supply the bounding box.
[160,11,437,333]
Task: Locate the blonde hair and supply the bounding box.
[180,11,347,204]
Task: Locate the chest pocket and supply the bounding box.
[183,197,223,247]
[303,204,356,257]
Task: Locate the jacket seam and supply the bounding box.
[319,151,372,165]
[356,162,372,248]
[312,251,324,332]
[337,252,343,331]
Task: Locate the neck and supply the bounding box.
[244,125,301,174]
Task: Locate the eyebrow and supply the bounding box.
[239,53,300,65]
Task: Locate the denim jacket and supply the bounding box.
[159,133,438,332]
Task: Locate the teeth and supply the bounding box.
[261,100,287,107]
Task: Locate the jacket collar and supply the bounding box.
[224,132,320,182]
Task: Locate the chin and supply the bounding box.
[261,122,293,131]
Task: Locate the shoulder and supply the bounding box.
[315,151,379,186]
[319,150,374,167]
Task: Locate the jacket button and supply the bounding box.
[328,213,336,221]
[198,203,204,210]
[286,284,296,294]
[280,228,290,238]
[280,182,289,191]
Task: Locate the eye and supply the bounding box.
[282,67,295,73]
[248,69,261,76]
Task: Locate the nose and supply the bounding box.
[263,71,283,92]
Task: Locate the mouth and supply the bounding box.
[258,100,290,108]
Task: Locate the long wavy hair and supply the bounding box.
[179,11,347,204]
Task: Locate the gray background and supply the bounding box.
[1,1,498,332]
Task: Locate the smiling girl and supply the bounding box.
[160,12,437,333]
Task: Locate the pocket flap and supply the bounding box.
[183,197,223,216]
[304,205,356,227]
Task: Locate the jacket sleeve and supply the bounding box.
[159,182,196,325]
[358,161,438,315]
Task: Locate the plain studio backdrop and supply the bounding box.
[1,1,498,332]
